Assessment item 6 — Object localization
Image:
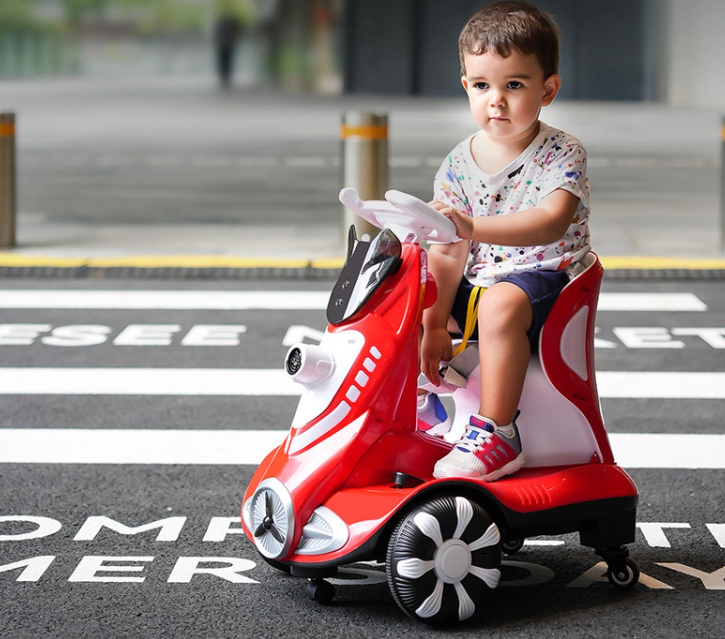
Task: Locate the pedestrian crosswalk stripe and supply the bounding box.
[596,293,707,312]
[0,368,300,396]
[0,291,707,312]
[0,429,721,468]
[1,368,724,398]
[608,434,725,469]
[0,290,331,310]
[596,372,725,398]
[0,429,286,465]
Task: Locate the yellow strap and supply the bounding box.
[452,286,485,356]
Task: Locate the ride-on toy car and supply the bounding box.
[241,188,639,625]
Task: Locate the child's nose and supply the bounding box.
[488,89,506,107]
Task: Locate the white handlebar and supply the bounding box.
[339,187,458,244]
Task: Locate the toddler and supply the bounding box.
[418,0,591,481]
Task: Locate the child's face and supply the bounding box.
[461,49,560,145]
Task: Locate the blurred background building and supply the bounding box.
[0,0,724,108]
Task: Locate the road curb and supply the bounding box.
[0,255,724,280]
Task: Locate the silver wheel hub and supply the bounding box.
[435,539,472,583]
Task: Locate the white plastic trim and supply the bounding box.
[291,329,365,428]
[295,506,350,556]
[560,306,589,381]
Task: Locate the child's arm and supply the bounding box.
[433,189,580,246]
[421,240,468,386]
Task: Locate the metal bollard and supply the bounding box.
[721,117,725,252]
[0,112,16,248]
[340,111,388,241]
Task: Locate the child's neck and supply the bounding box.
[471,121,541,175]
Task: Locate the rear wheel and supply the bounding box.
[306,578,335,604]
[501,538,525,555]
[386,494,501,626]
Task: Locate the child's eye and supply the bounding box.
[507,81,523,90]
[474,82,488,90]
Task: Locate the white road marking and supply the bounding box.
[389,157,422,168]
[596,372,725,399]
[1,368,724,398]
[0,368,301,396]
[596,293,707,312]
[608,434,725,469]
[0,291,706,312]
[0,291,330,310]
[31,154,717,171]
[0,430,721,468]
[284,156,327,167]
[0,429,287,465]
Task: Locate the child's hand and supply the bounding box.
[429,200,473,240]
[420,327,453,386]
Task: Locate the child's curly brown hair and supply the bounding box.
[459,1,561,79]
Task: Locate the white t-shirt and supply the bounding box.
[434,122,591,287]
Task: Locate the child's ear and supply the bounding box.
[461,75,470,92]
[542,74,561,105]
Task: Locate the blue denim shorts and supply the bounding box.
[450,270,570,351]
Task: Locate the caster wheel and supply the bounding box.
[386,494,501,626]
[607,557,640,590]
[501,538,525,555]
[306,578,335,604]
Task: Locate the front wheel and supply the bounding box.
[607,557,640,590]
[386,494,501,626]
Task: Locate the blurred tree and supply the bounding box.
[215,0,254,23]
[62,0,112,25]
[0,0,341,88]
[60,0,214,34]
[0,0,53,32]
[0,0,79,77]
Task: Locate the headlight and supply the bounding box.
[285,343,334,386]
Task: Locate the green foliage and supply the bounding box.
[62,0,112,24]
[0,0,50,32]
[134,0,207,34]
[215,0,254,25]
[0,0,244,35]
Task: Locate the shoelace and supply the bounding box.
[455,425,495,452]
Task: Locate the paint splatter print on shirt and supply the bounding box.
[434,122,591,287]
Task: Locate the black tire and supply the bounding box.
[305,578,336,604]
[501,538,525,555]
[607,557,640,590]
[386,494,501,626]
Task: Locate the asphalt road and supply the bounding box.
[17,125,718,227]
[0,276,723,638]
[8,77,723,256]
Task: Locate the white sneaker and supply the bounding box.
[416,392,452,437]
[433,414,525,481]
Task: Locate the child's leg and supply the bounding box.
[433,281,529,481]
[476,282,533,425]
[433,271,569,481]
